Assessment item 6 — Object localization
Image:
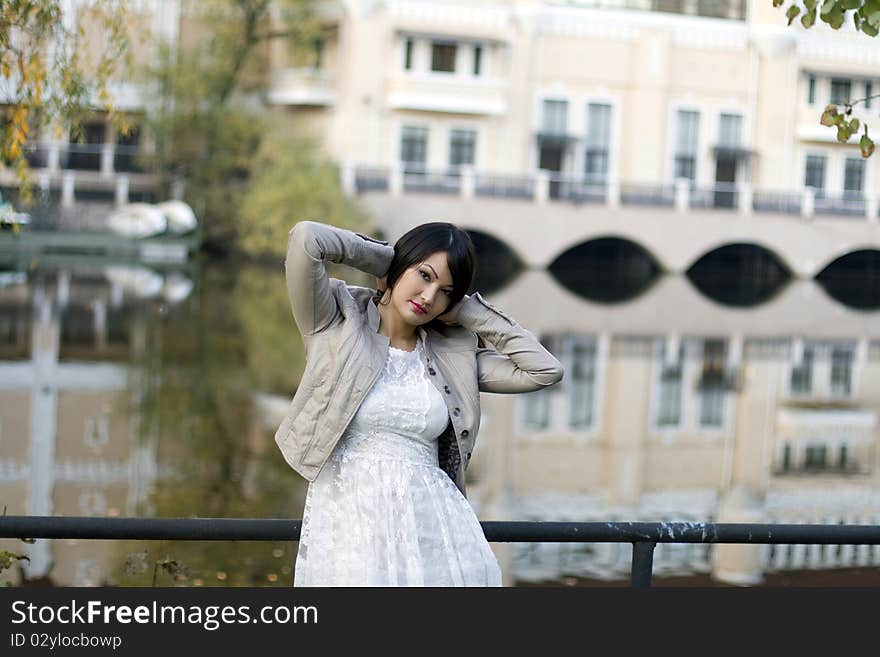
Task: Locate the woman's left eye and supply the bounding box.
[420,271,430,281]
[443,289,452,296]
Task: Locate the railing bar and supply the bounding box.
[1,517,880,544]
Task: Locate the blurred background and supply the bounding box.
[1,0,880,587]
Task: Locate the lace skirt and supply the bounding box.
[293,431,503,587]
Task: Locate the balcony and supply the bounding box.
[267,68,336,106]
[387,73,506,115]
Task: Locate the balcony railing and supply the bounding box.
[342,164,880,222]
[2,516,879,587]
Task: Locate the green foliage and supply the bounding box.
[114,261,309,586]
[0,550,29,575]
[237,133,370,259]
[145,0,364,256]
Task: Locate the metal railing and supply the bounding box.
[3,516,879,587]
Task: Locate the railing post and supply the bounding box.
[101,143,115,177]
[461,165,475,200]
[115,174,130,207]
[674,178,690,213]
[535,170,550,204]
[738,182,753,216]
[340,160,356,198]
[390,165,404,197]
[171,177,185,201]
[866,194,878,223]
[802,188,815,220]
[606,177,620,209]
[47,141,61,172]
[631,541,656,588]
[61,171,75,207]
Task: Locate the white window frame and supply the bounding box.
[666,102,707,186]
[692,339,734,438]
[649,337,691,438]
[447,124,481,171]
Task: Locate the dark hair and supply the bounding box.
[378,222,476,309]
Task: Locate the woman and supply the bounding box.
[277,220,563,586]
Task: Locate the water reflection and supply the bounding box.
[548,237,660,303]
[815,250,880,311]
[1,248,879,587]
[686,244,791,308]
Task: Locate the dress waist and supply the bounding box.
[330,429,439,468]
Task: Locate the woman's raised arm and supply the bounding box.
[453,292,564,393]
[285,221,394,337]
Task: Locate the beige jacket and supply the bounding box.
[275,221,564,497]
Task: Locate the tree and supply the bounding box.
[147,0,368,256]
[778,0,880,156]
[0,1,131,192]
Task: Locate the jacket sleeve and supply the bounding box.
[455,292,564,393]
[285,220,394,337]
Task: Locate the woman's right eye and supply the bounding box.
[420,271,430,281]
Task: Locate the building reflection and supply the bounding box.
[0,264,192,585]
[468,269,880,585]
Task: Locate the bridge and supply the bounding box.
[344,166,880,278]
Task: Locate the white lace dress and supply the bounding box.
[293,341,503,587]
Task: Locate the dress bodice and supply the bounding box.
[332,341,449,467]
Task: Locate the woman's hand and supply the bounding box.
[437,294,470,326]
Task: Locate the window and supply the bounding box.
[866,81,873,109]
[448,129,476,171]
[830,78,852,105]
[830,345,853,397]
[400,126,428,174]
[404,38,413,70]
[585,103,611,182]
[431,42,456,73]
[804,444,828,470]
[808,75,816,104]
[473,45,483,76]
[804,155,826,194]
[522,389,551,430]
[838,444,849,470]
[674,110,700,181]
[782,443,792,472]
[568,339,597,430]
[790,346,814,395]
[718,113,742,147]
[656,343,684,428]
[698,339,726,428]
[541,100,568,135]
[843,157,865,198]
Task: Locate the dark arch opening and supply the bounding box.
[815,249,880,310]
[548,237,661,303]
[464,230,524,295]
[686,243,791,307]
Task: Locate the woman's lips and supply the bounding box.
[410,301,427,314]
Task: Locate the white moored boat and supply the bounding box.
[157,200,198,235]
[107,203,167,238]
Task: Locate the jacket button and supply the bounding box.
[461,430,469,438]
[453,407,460,416]
[443,385,450,394]
[428,368,436,375]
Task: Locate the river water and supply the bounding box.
[1,236,879,586]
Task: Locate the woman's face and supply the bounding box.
[388,251,455,326]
